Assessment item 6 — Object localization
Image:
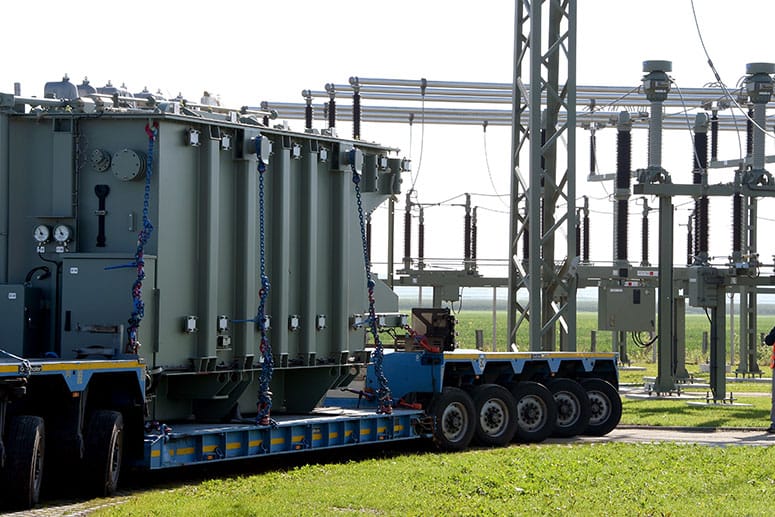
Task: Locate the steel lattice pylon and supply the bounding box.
[508,0,577,352]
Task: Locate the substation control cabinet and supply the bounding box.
[597,285,656,332]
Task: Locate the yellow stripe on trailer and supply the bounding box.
[248,439,263,448]
[226,442,241,450]
[446,352,617,361]
[203,445,217,453]
[270,437,285,445]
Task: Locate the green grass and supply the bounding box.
[87,311,774,515]
[97,444,775,516]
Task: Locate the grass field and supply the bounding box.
[96,444,775,516]
[89,311,775,516]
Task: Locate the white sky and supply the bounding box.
[4,0,775,279]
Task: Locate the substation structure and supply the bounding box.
[265,58,775,401]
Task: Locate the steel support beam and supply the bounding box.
[512,0,577,352]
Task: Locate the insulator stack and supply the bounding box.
[692,125,709,261]
[352,90,361,140]
[615,125,631,262]
[732,193,743,255]
[418,210,425,266]
[328,98,336,129]
[746,107,753,157]
[710,111,719,162]
[589,131,596,174]
[575,211,582,258]
[583,210,590,263]
[403,200,411,267]
[464,212,472,263]
[304,94,313,131]
[641,210,649,266]
[471,207,478,264]
[699,197,709,254]
[687,214,693,266]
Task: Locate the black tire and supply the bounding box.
[2,415,45,509]
[84,410,124,497]
[470,384,518,446]
[428,387,476,451]
[581,378,622,436]
[547,378,591,438]
[509,381,557,443]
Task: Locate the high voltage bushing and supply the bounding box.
[640,198,650,267]
[325,83,336,130]
[615,111,632,267]
[692,113,709,263]
[732,193,743,256]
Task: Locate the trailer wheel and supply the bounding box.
[2,415,45,509]
[509,382,556,443]
[470,384,517,446]
[547,378,591,438]
[84,410,124,496]
[581,378,622,436]
[428,387,476,451]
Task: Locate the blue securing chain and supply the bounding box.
[350,149,393,414]
[126,122,158,354]
[255,139,274,426]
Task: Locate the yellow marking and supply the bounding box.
[329,432,339,439]
[377,426,386,433]
[360,428,371,436]
[203,445,217,453]
[226,442,241,450]
[248,439,263,448]
[312,433,322,441]
[176,447,194,456]
[446,352,617,361]
[344,430,353,437]
[151,450,161,458]
[41,360,144,372]
[270,437,285,445]
[292,436,303,443]
[394,425,404,432]
[0,360,144,376]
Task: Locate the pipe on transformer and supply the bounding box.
[197,138,222,359]
[234,154,259,361]
[300,146,319,363]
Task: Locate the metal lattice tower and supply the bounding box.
[508,0,577,351]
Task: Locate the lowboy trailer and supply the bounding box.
[0,78,620,509]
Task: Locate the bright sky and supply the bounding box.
[4,0,775,279]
